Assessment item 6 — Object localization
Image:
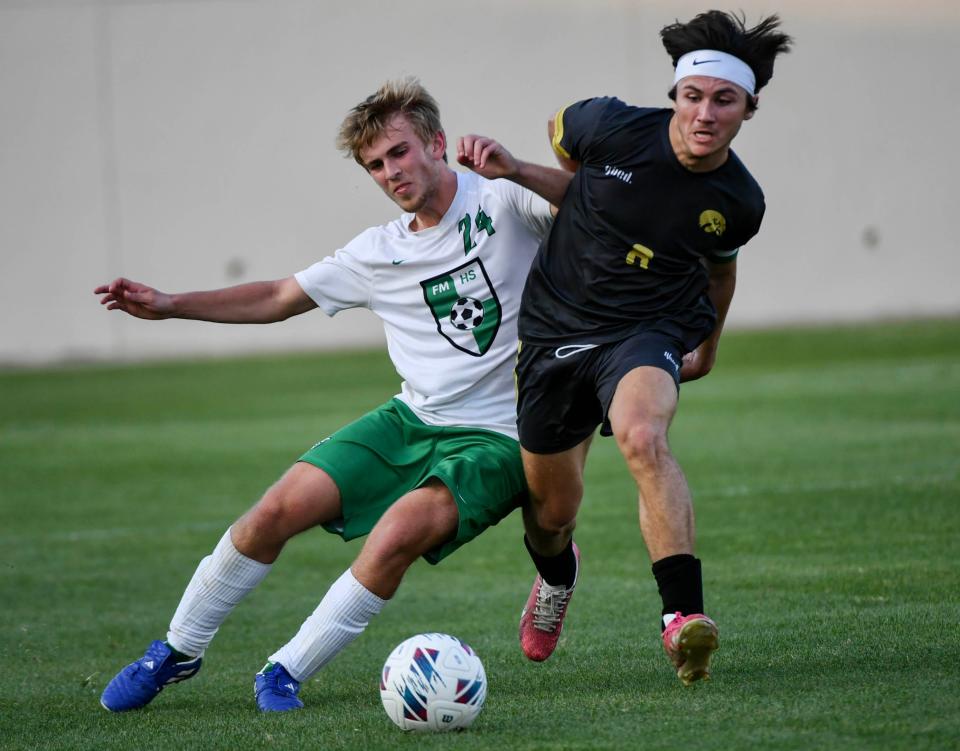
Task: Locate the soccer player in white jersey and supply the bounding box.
[95,78,572,713]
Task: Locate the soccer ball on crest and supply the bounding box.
[449,297,484,330]
[380,633,486,732]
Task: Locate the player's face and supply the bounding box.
[360,114,446,214]
[670,76,755,172]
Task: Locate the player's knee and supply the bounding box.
[376,498,457,560]
[537,514,576,538]
[249,490,285,528]
[530,496,579,536]
[615,421,669,471]
[239,486,301,542]
[364,523,430,574]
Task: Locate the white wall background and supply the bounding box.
[1,0,957,365]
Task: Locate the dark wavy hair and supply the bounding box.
[661,10,793,110]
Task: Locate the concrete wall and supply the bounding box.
[2,0,957,364]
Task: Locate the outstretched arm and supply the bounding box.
[456,134,572,207]
[93,276,316,324]
[679,258,737,382]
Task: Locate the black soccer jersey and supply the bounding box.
[518,97,765,347]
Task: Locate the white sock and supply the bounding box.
[269,568,386,682]
[167,527,272,658]
[663,612,678,629]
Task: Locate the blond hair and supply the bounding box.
[337,78,444,165]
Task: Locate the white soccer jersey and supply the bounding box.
[295,171,552,440]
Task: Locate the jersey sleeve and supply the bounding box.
[294,235,374,315]
[487,178,553,240]
[705,193,766,262]
[703,246,740,264]
[551,97,618,164]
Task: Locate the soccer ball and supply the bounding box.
[380,633,486,732]
[449,297,484,330]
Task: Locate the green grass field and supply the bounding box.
[2,319,958,750]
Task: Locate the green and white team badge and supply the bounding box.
[421,258,502,357]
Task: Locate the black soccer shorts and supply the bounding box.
[515,326,705,454]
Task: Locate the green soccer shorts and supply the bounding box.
[299,398,526,564]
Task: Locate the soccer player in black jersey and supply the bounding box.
[458,10,792,684]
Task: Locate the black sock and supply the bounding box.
[524,536,578,588]
[164,642,193,663]
[651,554,703,630]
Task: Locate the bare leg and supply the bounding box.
[520,438,592,557]
[351,479,459,598]
[268,480,459,682]
[231,462,343,563]
[517,440,591,661]
[608,367,693,561]
[608,366,717,685]
[167,462,342,657]
[101,462,345,712]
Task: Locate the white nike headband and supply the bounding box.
[673,50,756,96]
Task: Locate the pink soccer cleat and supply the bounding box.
[662,612,719,685]
[519,543,580,662]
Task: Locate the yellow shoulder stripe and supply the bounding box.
[551,106,571,160]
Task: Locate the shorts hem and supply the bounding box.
[518,430,595,455]
[422,467,518,565]
[295,457,349,540]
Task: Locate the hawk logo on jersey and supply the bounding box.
[699,210,727,237]
[421,259,502,357]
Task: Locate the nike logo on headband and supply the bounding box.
[692,58,720,65]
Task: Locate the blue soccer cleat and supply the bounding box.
[100,640,202,712]
[254,663,304,712]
